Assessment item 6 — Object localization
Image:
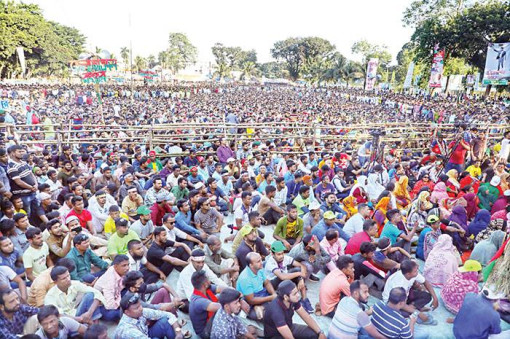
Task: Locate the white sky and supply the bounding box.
[27,0,414,65]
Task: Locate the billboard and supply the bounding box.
[482,42,510,85]
[365,58,379,91]
[429,46,444,88]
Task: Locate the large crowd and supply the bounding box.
[0,83,509,339]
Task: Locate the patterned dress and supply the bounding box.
[440,271,479,314]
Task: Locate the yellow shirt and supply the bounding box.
[286,220,297,238]
[104,212,129,236]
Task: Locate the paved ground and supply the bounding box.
[106,215,510,338]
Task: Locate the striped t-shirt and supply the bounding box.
[371,301,412,339]
[328,297,371,339]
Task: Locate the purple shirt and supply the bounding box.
[217,146,235,163]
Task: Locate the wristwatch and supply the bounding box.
[317,330,324,335]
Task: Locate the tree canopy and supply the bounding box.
[0,1,86,79]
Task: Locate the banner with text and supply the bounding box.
[482,42,510,85]
[429,47,444,88]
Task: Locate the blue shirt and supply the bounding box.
[371,301,412,339]
[237,267,266,296]
[416,227,432,260]
[311,220,344,241]
[175,211,201,236]
[453,293,501,339]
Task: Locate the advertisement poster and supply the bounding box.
[429,46,444,88]
[482,42,510,85]
[365,58,379,91]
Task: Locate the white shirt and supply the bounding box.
[343,213,365,237]
[264,255,294,280]
[88,200,111,233]
[382,270,426,302]
[274,187,288,207]
[163,225,188,243]
[176,263,227,299]
[127,252,147,272]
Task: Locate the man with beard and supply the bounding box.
[0,289,39,337]
[210,288,257,339]
[23,227,52,282]
[328,280,386,339]
[7,145,38,215]
[130,205,155,247]
[46,218,78,263]
[57,160,73,187]
[107,218,140,259]
[91,166,120,194]
[263,280,325,339]
[0,236,24,277]
[143,227,189,284]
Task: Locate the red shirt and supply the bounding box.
[344,231,371,255]
[67,209,92,229]
[150,203,172,226]
[449,141,468,165]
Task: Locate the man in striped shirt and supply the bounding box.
[7,145,38,215]
[371,287,429,339]
[328,280,385,339]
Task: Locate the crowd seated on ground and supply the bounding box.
[0,83,509,338]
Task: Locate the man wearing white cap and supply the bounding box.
[29,192,56,229]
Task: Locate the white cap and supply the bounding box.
[309,201,321,210]
[194,182,205,189]
[504,190,510,197]
[490,176,501,186]
[38,192,51,201]
[226,157,235,163]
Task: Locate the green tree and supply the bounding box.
[158,50,168,69]
[271,37,336,81]
[258,61,287,79]
[402,0,472,27]
[120,47,130,70]
[409,1,509,72]
[211,43,243,79]
[134,56,146,72]
[147,54,156,68]
[0,1,85,78]
[351,39,392,69]
[167,33,197,74]
[238,49,258,80]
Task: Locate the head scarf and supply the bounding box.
[463,193,479,219]
[394,176,410,198]
[417,191,433,210]
[439,198,452,219]
[468,210,492,238]
[423,234,459,287]
[375,197,390,215]
[342,196,357,218]
[431,182,449,204]
[449,205,468,231]
[470,230,506,266]
[447,169,460,188]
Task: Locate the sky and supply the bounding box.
[27,0,415,65]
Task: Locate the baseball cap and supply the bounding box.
[271,241,286,253]
[148,150,156,156]
[137,205,150,215]
[426,215,440,224]
[240,225,256,237]
[156,193,167,203]
[323,211,336,220]
[459,259,482,273]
